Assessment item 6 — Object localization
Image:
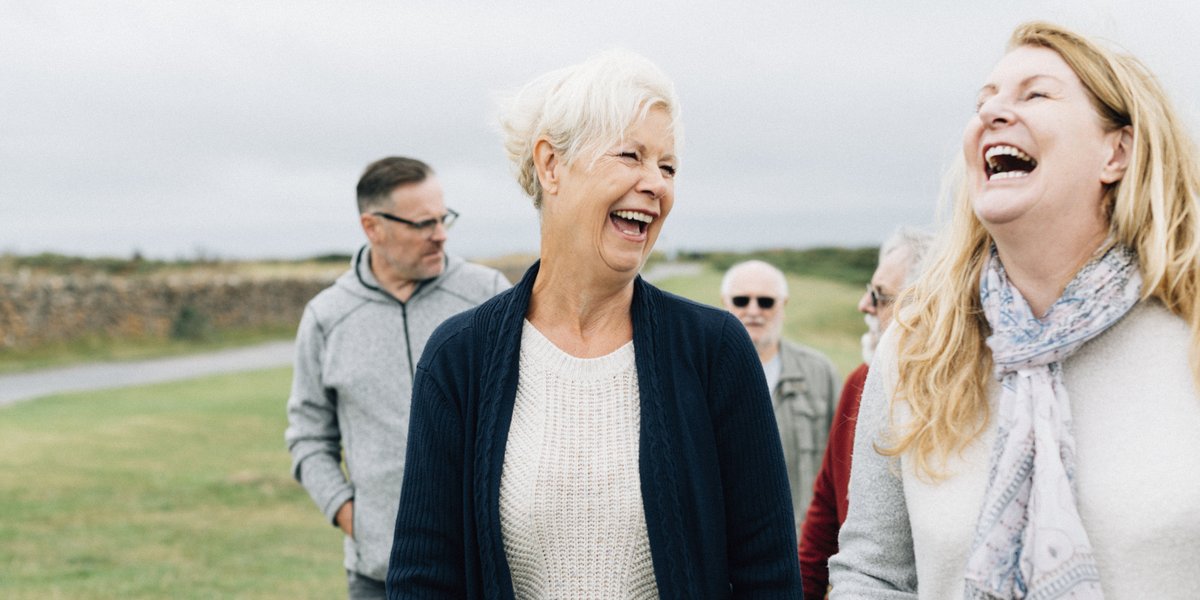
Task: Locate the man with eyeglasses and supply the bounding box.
[285,156,510,599]
[719,259,840,540]
[798,226,931,600]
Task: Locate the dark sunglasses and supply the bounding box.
[866,284,896,309]
[731,296,776,309]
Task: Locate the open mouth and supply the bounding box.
[984,144,1038,181]
[610,209,654,237]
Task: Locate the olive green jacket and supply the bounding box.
[771,339,840,537]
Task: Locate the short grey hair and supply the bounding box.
[879,226,934,286]
[498,49,682,209]
[720,260,789,298]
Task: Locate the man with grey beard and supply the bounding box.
[797,226,932,600]
[720,259,840,539]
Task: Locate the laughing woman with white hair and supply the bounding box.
[386,50,803,598]
[830,21,1200,599]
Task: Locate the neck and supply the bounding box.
[757,341,780,364]
[527,256,636,358]
[992,226,1108,318]
[367,251,421,302]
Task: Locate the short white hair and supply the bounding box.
[498,49,682,209]
[720,260,789,298]
[879,226,934,287]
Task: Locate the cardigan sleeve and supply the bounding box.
[827,340,918,599]
[386,359,467,598]
[710,315,805,597]
[799,363,869,599]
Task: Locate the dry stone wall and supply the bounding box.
[0,269,337,350]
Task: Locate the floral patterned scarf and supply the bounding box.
[964,242,1142,599]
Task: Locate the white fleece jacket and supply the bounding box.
[829,299,1200,599]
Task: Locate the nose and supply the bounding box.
[857,290,874,315]
[429,220,449,243]
[637,162,669,202]
[976,94,1013,129]
[745,300,764,317]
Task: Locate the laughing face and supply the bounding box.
[963,45,1127,235]
[542,107,677,276]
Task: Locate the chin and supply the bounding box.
[972,194,1034,228]
[418,260,445,280]
[597,246,648,275]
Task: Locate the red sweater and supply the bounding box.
[797,362,868,599]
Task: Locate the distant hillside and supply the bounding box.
[1,248,875,286]
[676,247,879,285]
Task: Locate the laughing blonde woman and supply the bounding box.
[830,21,1200,599]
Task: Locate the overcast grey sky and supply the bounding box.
[2,1,1197,260]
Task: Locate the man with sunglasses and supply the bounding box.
[285,156,509,599]
[798,226,931,599]
[720,259,840,540]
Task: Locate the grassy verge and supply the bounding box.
[0,266,866,598]
[0,368,343,599]
[655,267,864,376]
[0,325,296,375]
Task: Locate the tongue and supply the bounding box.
[611,214,645,235]
[994,154,1036,174]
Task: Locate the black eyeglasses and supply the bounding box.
[731,296,777,310]
[866,284,896,309]
[372,208,459,237]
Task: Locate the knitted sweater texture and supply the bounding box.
[386,261,804,599]
[500,322,657,597]
[829,300,1200,599]
[799,362,868,599]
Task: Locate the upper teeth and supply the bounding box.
[613,210,653,224]
[985,145,1033,164]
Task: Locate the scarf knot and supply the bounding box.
[964,242,1141,599]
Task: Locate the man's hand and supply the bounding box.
[335,500,354,538]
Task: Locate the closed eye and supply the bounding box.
[659,164,676,177]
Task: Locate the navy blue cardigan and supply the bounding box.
[387,262,803,598]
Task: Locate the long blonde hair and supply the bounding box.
[884,21,1200,478]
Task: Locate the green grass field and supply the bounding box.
[0,368,344,599]
[0,267,867,597]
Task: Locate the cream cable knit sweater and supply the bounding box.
[830,300,1200,599]
[499,321,659,598]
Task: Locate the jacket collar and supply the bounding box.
[776,340,810,384]
[348,244,456,304]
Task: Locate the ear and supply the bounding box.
[532,137,561,197]
[1100,125,1133,184]
[360,213,381,243]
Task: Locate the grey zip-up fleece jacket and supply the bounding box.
[285,247,510,580]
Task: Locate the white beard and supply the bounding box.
[861,314,881,364]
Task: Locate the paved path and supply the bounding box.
[641,261,704,282]
[0,262,707,408]
[0,340,295,408]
